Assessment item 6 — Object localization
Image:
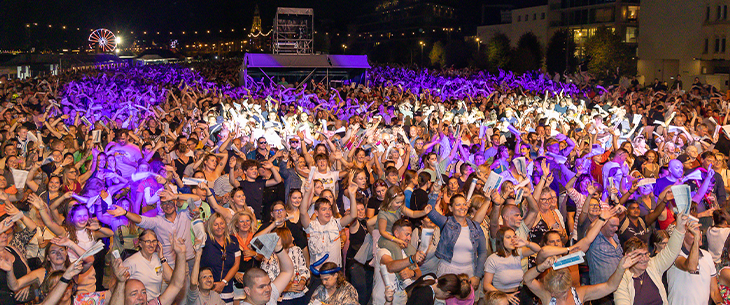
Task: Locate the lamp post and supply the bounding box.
[419,41,425,66]
[342,44,347,53]
[476,37,480,53]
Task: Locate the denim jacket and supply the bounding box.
[426,193,488,278]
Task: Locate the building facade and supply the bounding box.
[638,0,730,90]
[477,0,638,65]
[477,5,550,50]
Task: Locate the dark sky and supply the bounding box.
[0,0,365,49]
[0,0,512,50]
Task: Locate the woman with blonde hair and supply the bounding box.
[716,152,730,201]
[200,212,241,305]
[229,210,260,302]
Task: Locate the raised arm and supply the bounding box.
[198,183,233,222]
[158,237,187,305]
[38,261,83,305]
[691,166,715,203]
[489,189,505,238]
[524,256,558,303]
[263,161,282,187]
[573,206,622,252]
[25,162,42,193]
[28,194,67,237]
[106,205,143,224]
[673,220,701,272]
[271,239,295,294]
[582,252,637,302]
[578,184,597,226]
[299,185,313,229]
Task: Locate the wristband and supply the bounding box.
[160,258,168,264]
[124,210,128,216]
[598,216,607,222]
[409,255,415,265]
[60,276,71,284]
[222,279,228,285]
[536,266,543,273]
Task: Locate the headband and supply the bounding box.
[309,254,341,276]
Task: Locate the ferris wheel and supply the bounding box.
[88,28,117,52]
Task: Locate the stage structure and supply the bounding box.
[240,53,370,88]
[273,7,314,54]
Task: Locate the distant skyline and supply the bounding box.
[0,0,366,49]
[0,0,526,51]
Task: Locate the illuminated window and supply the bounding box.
[626,6,638,21]
[625,27,638,43]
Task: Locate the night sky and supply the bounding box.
[0,0,366,49]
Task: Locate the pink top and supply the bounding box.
[445,287,474,305]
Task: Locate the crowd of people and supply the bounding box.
[0,59,729,305]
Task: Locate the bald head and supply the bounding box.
[243,268,268,288]
[501,204,523,229]
[667,159,684,179]
[124,279,147,305]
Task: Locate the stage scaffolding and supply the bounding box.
[273,7,314,55]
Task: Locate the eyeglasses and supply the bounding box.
[259,141,267,145]
[290,140,299,144]
[273,209,285,213]
[139,239,158,245]
[540,196,557,202]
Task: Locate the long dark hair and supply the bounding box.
[43,244,71,275]
[407,273,471,300]
[495,227,518,257]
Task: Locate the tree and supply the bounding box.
[444,39,470,68]
[486,33,511,73]
[429,41,446,68]
[584,27,637,81]
[510,32,543,74]
[546,29,578,74]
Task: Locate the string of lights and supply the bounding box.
[22,22,460,38]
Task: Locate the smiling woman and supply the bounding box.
[200,213,241,305]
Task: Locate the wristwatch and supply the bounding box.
[222,279,228,285]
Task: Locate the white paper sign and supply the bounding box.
[419,228,434,252]
[553,251,586,270]
[182,177,206,186]
[92,130,102,143]
[10,169,29,189]
[671,184,692,215]
[483,172,504,193]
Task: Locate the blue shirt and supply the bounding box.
[586,233,623,285]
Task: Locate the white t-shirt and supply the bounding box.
[123,252,164,300]
[309,168,339,195]
[373,248,411,305]
[304,218,343,267]
[450,226,474,266]
[707,227,730,263]
[667,248,716,305]
[484,252,524,291]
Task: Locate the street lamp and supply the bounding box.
[419,41,425,66]
[476,37,480,53]
[342,44,347,53]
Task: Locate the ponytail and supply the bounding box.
[456,274,472,299]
